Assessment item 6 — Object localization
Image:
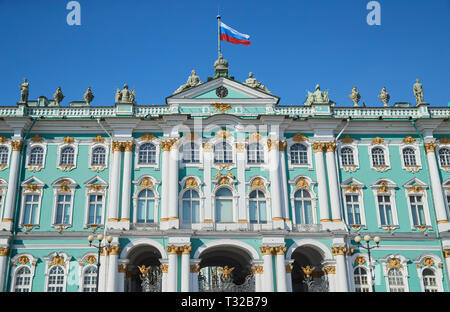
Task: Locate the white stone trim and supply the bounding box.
[244,139,269,170]
[10,253,38,292]
[25,140,47,172]
[134,138,160,170]
[210,135,236,169]
[338,141,360,172]
[178,138,203,169]
[370,179,399,229]
[119,238,167,260]
[414,253,444,292]
[341,178,367,228]
[288,176,318,226]
[0,142,11,171]
[379,254,410,292]
[403,178,432,230]
[178,176,204,230]
[368,144,391,171]
[88,142,109,172]
[211,184,239,230]
[56,141,79,171]
[285,239,333,260]
[399,142,422,172]
[0,179,7,220]
[437,144,450,171]
[83,176,108,228]
[350,252,375,293]
[245,176,272,230]
[19,177,45,229]
[50,177,78,229]
[132,175,161,226]
[193,239,260,260]
[286,140,313,170]
[43,252,72,292]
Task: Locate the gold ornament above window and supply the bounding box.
[341,135,354,144]
[31,134,44,143]
[92,135,105,143]
[293,133,308,142]
[49,255,65,268]
[371,137,384,145]
[212,103,232,114]
[18,256,29,265]
[140,177,154,190]
[63,136,74,144]
[403,136,416,144]
[377,181,390,194]
[355,256,366,266]
[250,177,266,191]
[439,137,450,144]
[387,258,402,269]
[295,177,310,190]
[0,136,8,143]
[248,132,263,142]
[185,177,199,190]
[140,133,157,142]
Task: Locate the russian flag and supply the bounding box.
[220,22,251,46]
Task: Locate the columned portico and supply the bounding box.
[260,246,274,292]
[332,246,349,292]
[0,247,9,292]
[274,246,287,292]
[166,245,178,292]
[106,245,120,292]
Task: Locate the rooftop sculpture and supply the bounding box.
[83,87,95,105]
[349,87,361,107]
[115,84,135,103]
[304,84,333,106]
[19,78,29,103]
[378,87,390,107]
[413,78,424,106]
[53,86,65,105]
[173,70,202,95]
[245,72,271,94]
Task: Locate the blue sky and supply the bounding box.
[0,0,449,107]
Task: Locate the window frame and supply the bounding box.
[43,252,71,293]
[134,137,160,170]
[414,254,444,292]
[10,254,38,292]
[213,185,237,225]
[368,144,390,171]
[437,145,450,171]
[371,179,399,229]
[57,140,79,171]
[288,142,312,169]
[213,141,234,165]
[88,143,109,171]
[19,177,45,229]
[83,176,108,229]
[26,140,47,172]
[338,143,360,172]
[380,255,410,292]
[288,176,318,228]
[132,176,160,227]
[179,141,203,167]
[0,143,11,170]
[399,144,422,172]
[51,178,78,228]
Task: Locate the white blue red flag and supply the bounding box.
[219,22,251,46]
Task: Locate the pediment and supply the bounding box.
[166,77,279,105]
[84,175,108,187]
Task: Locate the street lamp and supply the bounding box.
[88,234,113,292]
[354,235,381,292]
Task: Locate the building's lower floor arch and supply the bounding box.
[290,246,326,292]
[124,245,162,292]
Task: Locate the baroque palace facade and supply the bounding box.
[1,56,450,292]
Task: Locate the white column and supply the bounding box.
[117,260,128,292]
[268,141,284,228]
[106,245,120,292]
[260,247,274,292]
[190,260,201,292]
[160,261,169,292]
[252,265,263,292]
[443,249,450,288]
[322,264,337,292]
[275,246,287,292]
[181,246,191,292]
[236,142,247,227]
[325,143,343,222]
[98,246,108,292]
[168,140,179,229]
[1,141,22,230]
[285,261,294,292]
[160,143,171,229]
[312,143,331,223]
[0,247,9,292]
[167,246,178,292]
[333,246,349,292]
[202,143,213,227]
[120,142,134,224]
[279,142,291,226]
[425,143,449,224]
[107,142,122,225]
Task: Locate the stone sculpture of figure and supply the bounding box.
[173,70,202,94]
[349,87,361,107]
[20,78,29,103]
[245,72,270,93]
[83,87,94,105]
[413,78,424,105]
[53,86,65,105]
[378,87,390,107]
[116,84,136,103]
[305,84,330,105]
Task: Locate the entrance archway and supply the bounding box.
[198,246,255,292]
[125,245,162,292]
[291,246,326,292]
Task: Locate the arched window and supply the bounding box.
[60,147,75,166]
[403,147,417,167]
[87,194,103,225]
[215,188,233,222]
[247,143,264,164]
[29,146,44,166]
[294,189,313,224]
[82,266,97,292]
[55,194,72,225]
[372,147,386,166]
[138,143,156,165]
[14,266,32,292]
[137,189,156,223]
[214,142,233,164]
[182,143,200,164]
[290,144,308,165]
[47,266,65,292]
[91,146,106,166]
[354,267,370,292]
[439,148,450,167]
[249,190,267,224]
[182,189,200,224]
[422,268,438,292]
[0,146,8,165]
[341,147,355,166]
[387,268,405,292]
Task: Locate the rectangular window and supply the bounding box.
[378,195,393,226]
[216,199,233,222]
[55,194,71,225]
[88,195,103,225]
[23,194,39,225]
[345,195,361,225]
[409,195,426,226]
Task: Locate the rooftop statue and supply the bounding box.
[304,84,331,106]
[173,70,202,94]
[83,87,94,105]
[413,78,424,106]
[19,78,29,103]
[349,87,361,107]
[245,72,271,94]
[116,84,135,103]
[214,53,229,71]
[378,87,390,107]
[53,86,65,105]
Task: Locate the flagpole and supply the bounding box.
[217,14,221,58]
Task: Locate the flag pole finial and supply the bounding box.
[217,15,221,58]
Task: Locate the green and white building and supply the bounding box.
[1,56,450,292]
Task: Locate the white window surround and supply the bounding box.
[79,265,97,292]
[368,144,391,171]
[211,184,239,231]
[134,138,161,170]
[413,254,444,292]
[179,176,204,230]
[0,178,7,220]
[370,179,399,229]
[341,178,366,229]
[399,143,422,172]
[350,253,376,292]
[43,252,72,292]
[212,140,236,167]
[245,176,271,230]
[19,177,45,229]
[437,145,450,171]
[403,178,432,230]
[379,254,410,292]
[56,141,79,171]
[0,143,11,171]
[244,134,269,169]
[51,177,78,229]
[10,253,39,292]
[132,175,160,227]
[287,140,313,170]
[338,143,360,172]
[83,176,108,228]
[178,140,203,169]
[288,176,318,227]
[25,141,47,172]
[442,179,450,218]
[88,143,109,171]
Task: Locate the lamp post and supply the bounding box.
[354,235,381,292]
[88,234,113,292]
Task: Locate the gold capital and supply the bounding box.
[285,265,293,273]
[274,246,287,255]
[123,141,135,152]
[235,142,247,153]
[260,246,274,256]
[118,264,127,273]
[11,141,23,152]
[323,266,336,275]
[190,264,200,273]
[312,142,325,153]
[424,142,437,154]
[325,142,337,153]
[109,245,120,256]
[112,141,124,153]
[160,264,169,273]
[443,249,450,258]
[252,265,264,274]
[182,245,192,255]
[331,246,347,256]
[0,248,10,257]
